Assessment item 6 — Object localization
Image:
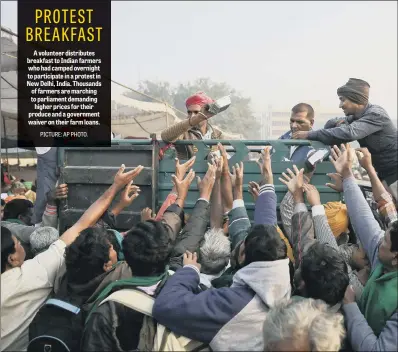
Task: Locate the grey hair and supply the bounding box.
[199,228,230,275]
[30,226,59,255]
[263,298,345,352]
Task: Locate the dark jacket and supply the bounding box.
[81,294,147,352]
[279,131,314,165]
[308,104,398,183]
[81,200,208,351]
[169,199,210,271]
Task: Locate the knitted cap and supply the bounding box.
[337,78,370,105]
[30,227,59,254]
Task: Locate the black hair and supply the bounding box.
[301,242,349,306]
[20,179,26,183]
[291,103,315,121]
[64,227,111,284]
[122,220,172,276]
[389,220,398,252]
[3,199,33,221]
[1,226,15,273]
[244,224,287,266]
[1,199,5,206]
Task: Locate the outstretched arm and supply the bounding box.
[329,144,384,270]
[60,165,143,246]
[254,147,276,225]
[161,110,212,143]
[306,114,383,145]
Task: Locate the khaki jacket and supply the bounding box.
[161,119,227,160]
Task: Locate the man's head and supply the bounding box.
[3,199,34,225]
[185,92,214,131]
[10,181,26,196]
[199,228,230,275]
[263,298,345,351]
[290,103,314,133]
[378,220,398,270]
[235,224,287,267]
[1,226,26,273]
[123,220,172,276]
[337,78,370,116]
[295,242,349,305]
[30,227,59,256]
[64,227,118,284]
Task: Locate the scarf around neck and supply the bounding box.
[358,263,398,336]
[85,267,169,324]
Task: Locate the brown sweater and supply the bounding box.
[161,119,224,160]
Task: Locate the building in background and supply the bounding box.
[264,100,342,140]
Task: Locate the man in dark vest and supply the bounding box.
[279,103,315,164]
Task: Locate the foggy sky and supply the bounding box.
[2,1,397,120]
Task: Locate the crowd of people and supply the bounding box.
[1,142,397,351]
[1,76,397,352]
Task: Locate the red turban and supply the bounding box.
[185,92,214,108]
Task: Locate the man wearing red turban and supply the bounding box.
[161,92,225,159]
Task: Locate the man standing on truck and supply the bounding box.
[161,92,226,160]
[279,103,315,164]
[292,78,398,201]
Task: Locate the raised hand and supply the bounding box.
[213,156,224,180]
[197,162,217,201]
[111,182,140,217]
[46,183,68,205]
[326,173,343,192]
[231,162,244,189]
[183,250,201,271]
[55,184,68,199]
[248,181,260,201]
[114,164,144,190]
[119,183,140,208]
[217,143,230,174]
[279,164,304,195]
[256,146,273,184]
[175,156,196,181]
[302,183,321,206]
[329,144,354,178]
[355,147,373,172]
[141,207,155,222]
[171,169,196,201]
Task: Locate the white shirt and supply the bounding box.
[1,239,66,351]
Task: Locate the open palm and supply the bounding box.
[329,144,354,176]
[279,165,304,194]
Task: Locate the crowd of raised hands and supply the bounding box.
[2,142,397,352]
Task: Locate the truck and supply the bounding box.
[57,137,370,233]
